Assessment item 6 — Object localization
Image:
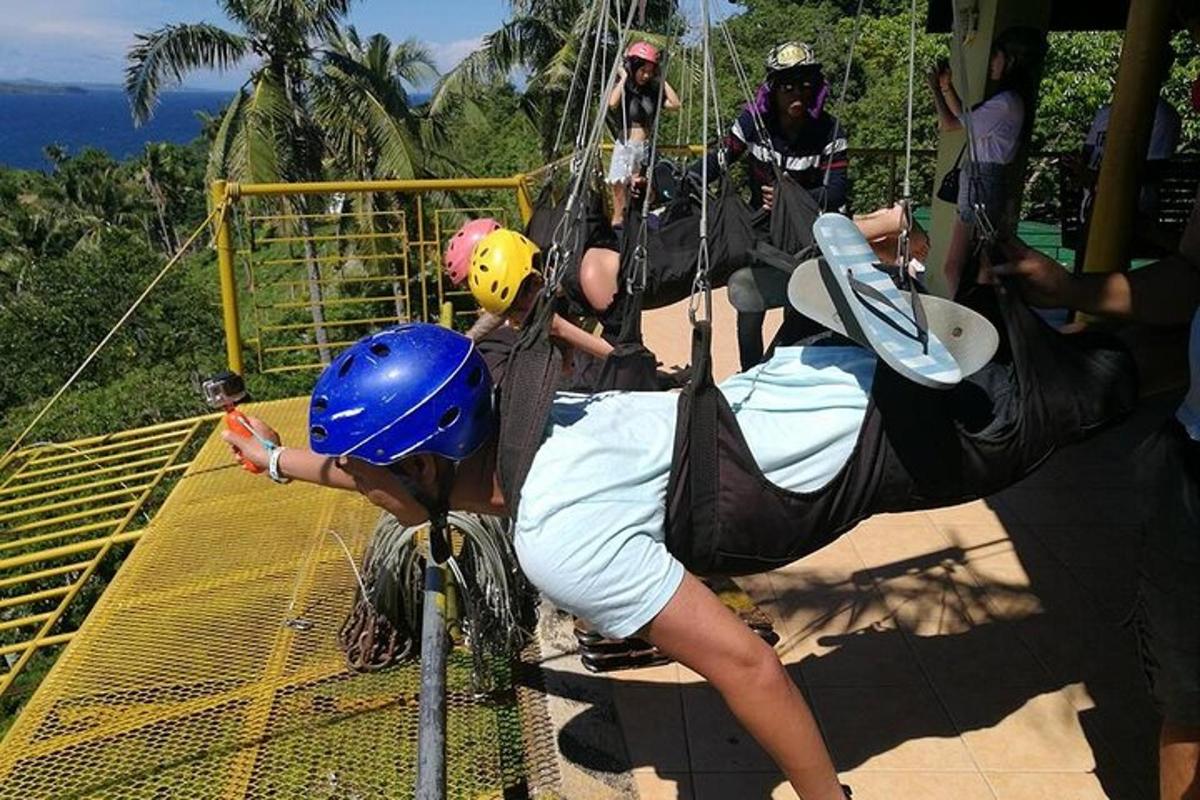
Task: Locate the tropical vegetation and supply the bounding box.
[1,0,1198,732]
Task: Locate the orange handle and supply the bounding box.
[225,409,264,473]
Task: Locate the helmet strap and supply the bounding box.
[389,458,458,565]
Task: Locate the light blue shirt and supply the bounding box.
[514,345,876,637]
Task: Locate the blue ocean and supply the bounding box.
[0,89,230,170]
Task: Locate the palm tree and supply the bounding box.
[312,27,440,181]
[431,0,681,158]
[309,28,443,321]
[139,143,183,253]
[125,0,358,365]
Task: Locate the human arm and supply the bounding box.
[221,415,445,525]
[550,313,614,359]
[608,68,627,110]
[995,238,1200,325]
[928,66,963,132]
[220,416,358,490]
[465,310,506,341]
[661,80,681,111]
[692,114,749,183]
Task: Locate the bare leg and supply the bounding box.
[854,205,930,266]
[853,204,904,241]
[942,218,973,297]
[644,572,845,799]
[1161,722,1200,800]
[611,181,627,228]
[578,247,620,314]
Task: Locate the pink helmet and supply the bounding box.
[626,42,660,65]
[443,217,501,285]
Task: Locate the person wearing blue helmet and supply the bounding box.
[227,319,861,799]
[228,297,1134,799]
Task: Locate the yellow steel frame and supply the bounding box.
[0,416,214,696]
[0,398,530,800]
[213,176,536,375]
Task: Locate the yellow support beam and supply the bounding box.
[1083,0,1174,273]
[212,180,244,374]
[231,176,526,197]
[0,633,72,659]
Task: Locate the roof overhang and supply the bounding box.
[926,0,1137,33]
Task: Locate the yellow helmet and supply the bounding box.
[468,229,540,315]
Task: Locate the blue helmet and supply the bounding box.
[308,323,494,465]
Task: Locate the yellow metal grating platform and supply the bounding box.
[0,397,530,799]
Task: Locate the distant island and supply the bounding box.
[0,80,230,96]
[0,80,88,95]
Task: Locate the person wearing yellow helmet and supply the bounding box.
[466,228,614,361]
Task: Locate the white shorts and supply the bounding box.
[607,140,648,184]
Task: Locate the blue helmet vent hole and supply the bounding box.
[312,396,328,412]
[369,342,390,358]
[438,407,460,430]
[466,366,483,387]
[310,425,327,442]
[337,355,355,377]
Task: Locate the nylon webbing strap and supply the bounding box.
[495,297,562,515]
[686,321,719,560]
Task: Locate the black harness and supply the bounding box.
[663,284,1136,575]
[496,170,1138,570]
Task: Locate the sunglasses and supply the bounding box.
[775,80,815,95]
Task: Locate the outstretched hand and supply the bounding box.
[220,414,281,473]
[990,237,1074,309]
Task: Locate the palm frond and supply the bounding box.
[205,88,247,188]
[428,18,531,117]
[229,71,292,184]
[314,62,419,179]
[389,38,439,88]
[125,23,250,125]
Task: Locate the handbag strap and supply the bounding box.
[950,143,966,170]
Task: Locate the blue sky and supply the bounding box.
[0,1,512,89]
[0,1,742,91]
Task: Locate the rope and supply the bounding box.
[896,0,919,273]
[627,15,686,294]
[552,0,604,158]
[3,202,229,461]
[820,0,865,208]
[689,0,714,325]
[950,0,996,244]
[546,0,641,292]
[717,19,772,155]
[283,527,372,631]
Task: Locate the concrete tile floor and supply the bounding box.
[540,300,1173,799]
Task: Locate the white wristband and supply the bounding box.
[268,446,291,484]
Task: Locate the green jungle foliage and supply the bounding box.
[0,0,1197,731]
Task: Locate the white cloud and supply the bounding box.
[426,36,484,77]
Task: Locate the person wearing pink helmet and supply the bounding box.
[443,217,502,286]
[442,217,514,341]
[607,41,679,229]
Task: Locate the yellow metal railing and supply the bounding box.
[0,398,529,799]
[212,176,537,375]
[0,416,214,697]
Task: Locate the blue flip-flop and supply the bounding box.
[787,257,999,379]
[811,213,962,388]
